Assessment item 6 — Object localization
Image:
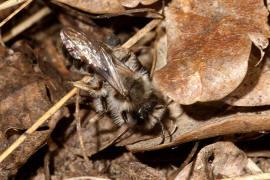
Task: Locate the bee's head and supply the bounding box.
[130,94,159,126]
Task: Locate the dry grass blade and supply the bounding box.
[0,0,27,10]
[0,88,78,164]
[3,6,52,42]
[75,89,92,168]
[0,0,33,27]
[122,19,161,49]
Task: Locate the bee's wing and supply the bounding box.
[60,27,128,97]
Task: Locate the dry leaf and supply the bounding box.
[52,0,125,14]
[174,141,248,179]
[0,42,65,177]
[119,0,159,8]
[154,0,270,105]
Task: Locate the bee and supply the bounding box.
[60,27,166,141]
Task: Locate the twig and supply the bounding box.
[168,141,200,180]
[0,88,78,164]
[0,0,33,28]
[121,19,162,49]
[75,89,92,168]
[0,0,27,10]
[179,141,199,171]
[3,6,52,42]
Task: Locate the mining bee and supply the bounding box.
[60,27,166,142]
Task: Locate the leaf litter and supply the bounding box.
[0,0,270,179]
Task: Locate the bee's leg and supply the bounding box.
[123,53,142,72]
[112,111,136,127]
[158,120,166,144]
[150,115,165,144]
[92,98,105,113]
[151,104,167,144]
[111,111,125,126]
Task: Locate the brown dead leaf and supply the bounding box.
[0,42,66,177]
[119,0,159,8]
[52,0,125,14]
[154,0,270,105]
[174,141,248,179]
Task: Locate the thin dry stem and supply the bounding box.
[75,89,92,168]
[0,0,27,10]
[121,19,162,49]
[0,0,33,28]
[179,141,199,171]
[0,88,78,164]
[168,141,199,180]
[3,6,51,42]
